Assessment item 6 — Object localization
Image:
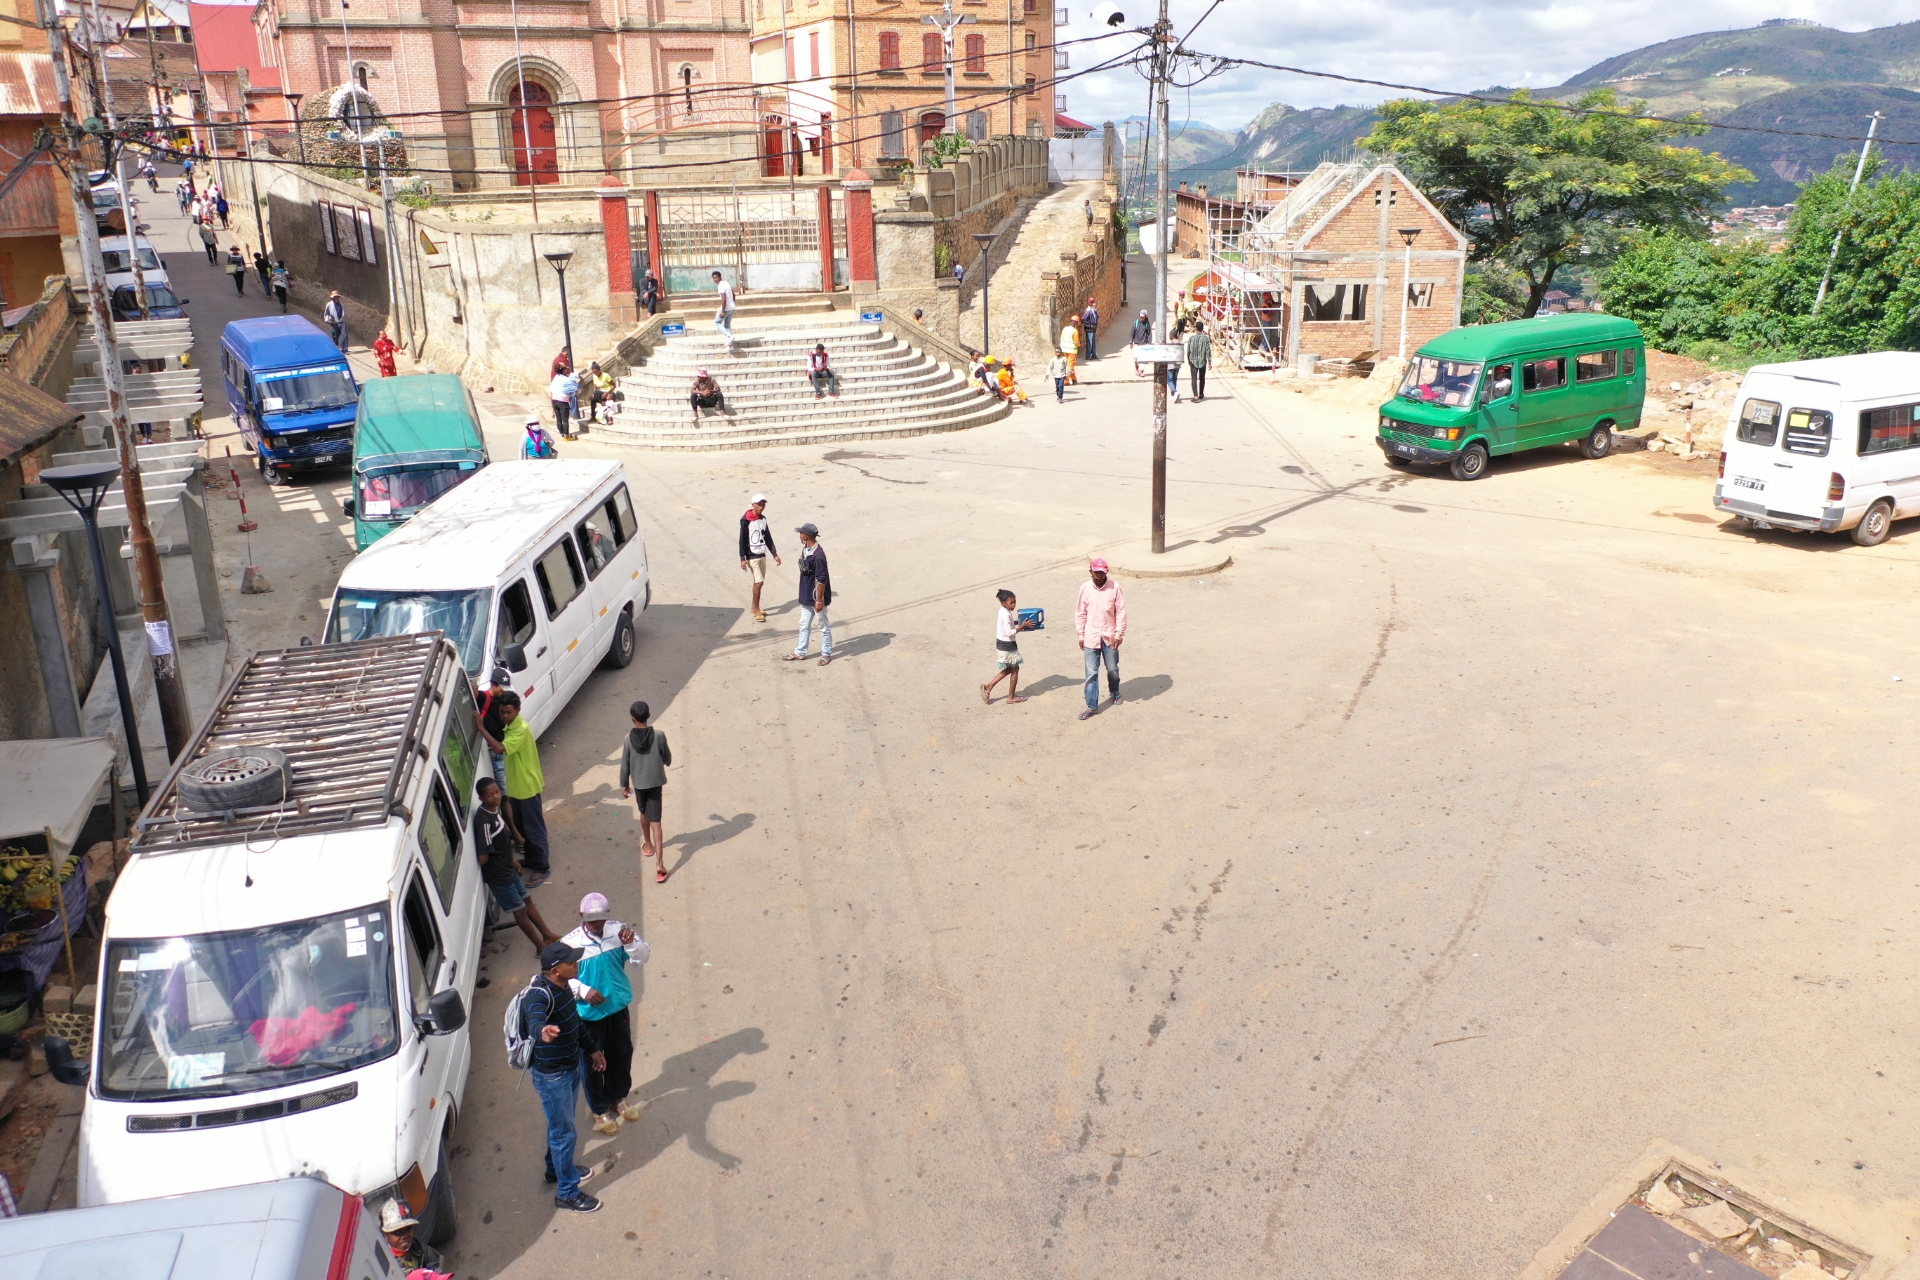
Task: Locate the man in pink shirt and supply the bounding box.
[1074,557,1128,720]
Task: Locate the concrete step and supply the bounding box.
[617,371,962,409]
[660,325,886,353]
[589,398,1013,451]
[613,384,987,431]
[621,352,939,391]
[635,343,911,374]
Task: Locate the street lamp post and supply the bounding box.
[285,92,305,165]
[544,249,574,368]
[972,231,997,354]
[41,463,151,807]
[1396,227,1421,361]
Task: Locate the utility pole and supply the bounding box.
[1813,112,1882,316]
[1149,0,1170,554]
[921,0,974,138]
[39,0,194,757]
[88,0,150,320]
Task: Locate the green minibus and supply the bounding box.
[1376,314,1647,480]
[343,373,490,548]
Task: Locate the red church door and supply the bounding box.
[509,81,558,186]
[918,111,945,145]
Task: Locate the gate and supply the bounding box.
[650,188,840,293]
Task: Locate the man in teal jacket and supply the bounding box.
[564,891,651,1135]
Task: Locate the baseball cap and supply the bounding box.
[579,892,610,920]
[751,493,768,504]
[488,666,510,687]
[379,1200,418,1232]
[1089,557,1110,572]
[795,522,820,537]
[540,940,584,970]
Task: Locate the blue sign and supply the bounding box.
[661,322,686,336]
[860,310,883,324]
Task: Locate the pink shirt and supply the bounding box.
[1075,578,1127,646]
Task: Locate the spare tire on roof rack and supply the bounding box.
[177,746,292,813]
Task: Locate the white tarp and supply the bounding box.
[0,737,116,861]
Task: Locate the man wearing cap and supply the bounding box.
[784,522,832,665]
[738,494,782,623]
[1074,558,1128,720]
[1082,297,1101,361]
[524,940,603,1214]
[323,290,347,349]
[563,892,651,1135]
[379,1199,444,1273]
[475,666,512,788]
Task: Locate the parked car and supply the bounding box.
[344,373,490,550]
[77,634,484,1247]
[98,234,169,295]
[110,282,188,322]
[0,1177,392,1279]
[90,179,134,233]
[1713,351,1920,547]
[1376,313,1647,480]
[325,459,648,726]
[220,316,360,485]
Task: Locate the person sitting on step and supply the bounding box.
[690,368,725,422]
[807,343,840,400]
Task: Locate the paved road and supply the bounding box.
[148,213,1920,1277]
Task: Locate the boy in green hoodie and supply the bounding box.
[618,700,673,883]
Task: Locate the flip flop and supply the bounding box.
[979,684,992,704]
[781,653,805,661]
[655,867,670,884]
[1077,709,1097,721]
[524,870,550,888]
[818,654,833,666]
[1007,695,1028,704]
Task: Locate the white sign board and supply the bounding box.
[1132,344,1184,364]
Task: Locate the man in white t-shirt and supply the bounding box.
[737,494,782,622]
[712,270,736,351]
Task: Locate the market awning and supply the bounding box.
[0,737,116,862]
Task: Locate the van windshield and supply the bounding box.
[1399,357,1482,407]
[257,368,357,416]
[327,587,492,674]
[98,905,399,1101]
[102,246,161,273]
[357,466,473,521]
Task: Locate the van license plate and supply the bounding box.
[1392,443,1417,457]
[1732,477,1764,491]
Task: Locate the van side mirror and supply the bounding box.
[502,643,528,673]
[342,498,357,518]
[45,1035,91,1087]
[425,989,466,1036]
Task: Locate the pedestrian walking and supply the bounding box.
[564,892,651,1134]
[198,220,217,264]
[783,522,833,666]
[711,270,736,351]
[270,260,290,312]
[215,192,230,228]
[1081,297,1101,361]
[378,1199,444,1273]
[1129,309,1152,346]
[1166,350,1182,402]
[323,291,347,348]
[174,180,189,213]
[1084,197,1094,228]
[224,246,247,295]
[1184,323,1212,402]
[1074,557,1127,720]
[253,251,271,291]
[1059,315,1082,385]
[739,494,782,621]
[981,588,1038,704]
[640,271,661,317]
[618,701,673,883]
[497,690,552,886]
[807,342,840,398]
[475,775,558,950]
[373,331,399,378]
[689,368,725,420]
[1047,350,1069,403]
[549,362,577,441]
[519,941,603,1213]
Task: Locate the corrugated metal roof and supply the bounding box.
[0,52,60,118]
[0,370,81,466]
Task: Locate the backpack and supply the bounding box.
[503,978,544,1069]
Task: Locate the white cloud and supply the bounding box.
[1059,0,1920,131]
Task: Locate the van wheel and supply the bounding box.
[425,1133,457,1245]
[602,608,636,670]
[259,456,288,486]
[1581,423,1613,459]
[1450,443,1489,482]
[1853,500,1894,547]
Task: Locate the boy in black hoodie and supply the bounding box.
[618,700,674,883]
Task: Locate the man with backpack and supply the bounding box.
[509,940,603,1213]
[562,892,650,1136]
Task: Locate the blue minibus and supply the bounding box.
[219,316,360,485]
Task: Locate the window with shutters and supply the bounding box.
[922,32,941,70]
[880,109,906,157]
[966,111,987,141]
[964,33,985,72]
[878,30,900,69]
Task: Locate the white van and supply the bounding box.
[1714,352,1920,546]
[80,633,487,1246]
[323,458,649,734]
[99,233,171,293]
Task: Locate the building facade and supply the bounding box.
[749,0,1055,179]
[0,3,73,313]
[257,0,754,189]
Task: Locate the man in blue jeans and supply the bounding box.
[1073,557,1128,720]
[523,941,604,1213]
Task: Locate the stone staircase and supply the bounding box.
[591,314,1010,451]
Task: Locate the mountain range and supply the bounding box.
[1153,19,1920,206]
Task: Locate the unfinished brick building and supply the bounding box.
[1203,161,1466,369]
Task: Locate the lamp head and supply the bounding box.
[543,249,574,273]
[1397,227,1422,246]
[39,461,121,515]
[972,232,996,247]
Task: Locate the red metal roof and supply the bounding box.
[0,52,59,118]
[188,3,281,90]
[1055,111,1092,131]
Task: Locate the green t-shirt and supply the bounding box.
[503,717,543,799]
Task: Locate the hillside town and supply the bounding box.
[2,2,1920,1279]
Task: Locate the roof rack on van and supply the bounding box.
[131,633,458,853]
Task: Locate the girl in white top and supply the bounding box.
[981,589,1038,705]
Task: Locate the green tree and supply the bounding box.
[1460,263,1529,325]
[1598,232,1771,350]
[1362,89,1751,317]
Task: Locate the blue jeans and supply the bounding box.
[1166,364,1180,396]
[795,604,832,657]
[532,1062,586,1198]
[1084,328,1098,360]
[490,750,506,789]
[1084,641,1120,709]
[1054,377,1065,402]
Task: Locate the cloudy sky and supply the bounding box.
[1061,0,1920,131]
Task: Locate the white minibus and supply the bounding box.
[1714,352,1920,546]
[323,459,649,734]
[79,634,487,1246]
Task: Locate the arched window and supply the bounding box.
[354,64,369,89]
[1025,31,1036,50]
[878,30,900,70]
[964,34,985,73]
[921,32,941,71]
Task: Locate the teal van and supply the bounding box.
[1376,314,1647,480]
[343,374,489,548]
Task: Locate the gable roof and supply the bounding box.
[1252,161,1468,253]
[0,370,81,467]
[189,2,281,90]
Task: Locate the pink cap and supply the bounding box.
[579,892,610,919]
[1088,557,1110,572]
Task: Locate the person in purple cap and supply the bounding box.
[1074,557,1127,719]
